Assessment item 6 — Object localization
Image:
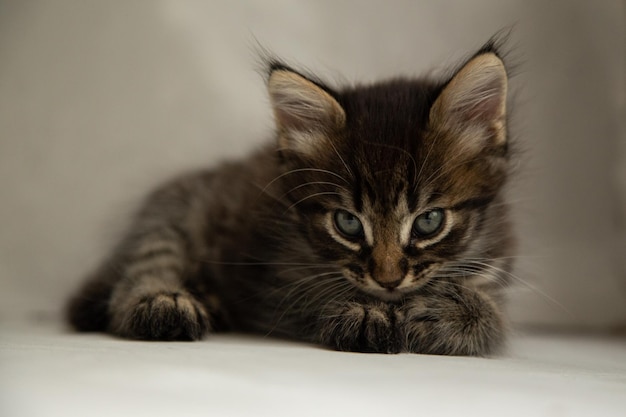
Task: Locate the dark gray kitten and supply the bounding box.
[68,39,515,356]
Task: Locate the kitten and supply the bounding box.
[67,38,515,356]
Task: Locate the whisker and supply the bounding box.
[441,259,574,317]
[266,275,348,335]
[262,271,341,300]
[300,279,353,311]
[247,181,291,208]
[416,130,440,186]
[277,264,338,276]
[328,138,354,179]
[259,168,350,198]
[420,154,485,191]
[283,191,342,214]
[282,181,349,198]
[317,285,357,319]
[197,259,336,267]
[279,272,346,305]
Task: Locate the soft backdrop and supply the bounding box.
[1,0,624,330]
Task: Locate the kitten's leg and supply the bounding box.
[67,174,216,341]
[314,301,404,354]
[399,282,507,356]
[105,227,212,341]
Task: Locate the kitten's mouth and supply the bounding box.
[366,281,430,302]
[358,277,420,302]
[367,288,407,302]
[353,264,439,302]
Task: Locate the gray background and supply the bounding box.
[1,0,624,330]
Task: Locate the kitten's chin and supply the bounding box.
[362,287,411,302]
[360,279,432,302]
[343,270,426,302]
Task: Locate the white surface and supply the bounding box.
[1,320,625,417]
[1,0,625,329]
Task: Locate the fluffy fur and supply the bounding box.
[67,38,515,356]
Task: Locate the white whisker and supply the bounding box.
[259,168,350,198]
[440,259,574,317]
[283,191,342,213]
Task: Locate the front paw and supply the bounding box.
[400,284,506,356]
[317,302,402,353]
[111,291,211,341]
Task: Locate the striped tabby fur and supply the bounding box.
[67,38,515,356]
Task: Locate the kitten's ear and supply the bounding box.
[430,52,508,149]
[268,68,345,154]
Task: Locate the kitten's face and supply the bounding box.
[268,53,510,300]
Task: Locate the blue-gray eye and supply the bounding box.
[412,209,445,237]
[334,210,364,238]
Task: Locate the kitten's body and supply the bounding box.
[68,40,515,355]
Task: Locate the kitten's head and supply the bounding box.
[267,42,512,301]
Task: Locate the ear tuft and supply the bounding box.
[268,69,345,154]
[430,52,508,148]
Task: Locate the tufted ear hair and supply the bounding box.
[268,67,345,155]
[430,52,508,151]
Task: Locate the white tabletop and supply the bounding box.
[2,319,625,417]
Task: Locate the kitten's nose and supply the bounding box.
[371,242,407,290]
[378,278,403,290]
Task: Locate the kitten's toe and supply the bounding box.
[117,292,211,341]
[360,306,402,353]
[319,303,401,353]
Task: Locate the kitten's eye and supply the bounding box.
[333,210,364,238]
[412,209,445,237]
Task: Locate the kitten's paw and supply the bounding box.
[318,302,402,353]
[400,284,505,356]
[113,292,211,341]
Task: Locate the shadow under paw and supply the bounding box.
[120,292,211,341]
